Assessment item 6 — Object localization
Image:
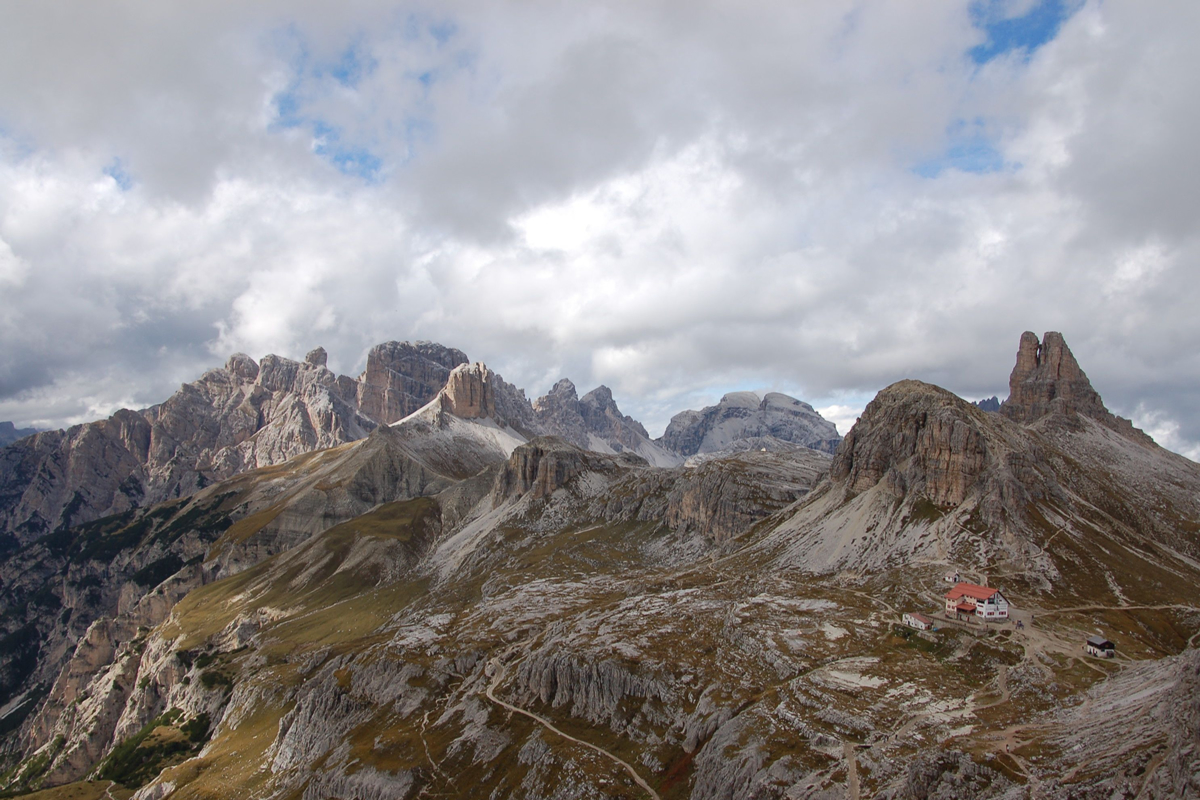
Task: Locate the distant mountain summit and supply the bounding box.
[3,331,1199,799]
[0,341,467,543]
[0,422,37,448]
[533,379,680,467]
[973,396,1000,412]
[767,331,1194,588]
[660,391,841,456]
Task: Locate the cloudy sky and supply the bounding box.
[1,0,1197,456]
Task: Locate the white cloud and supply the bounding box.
[0,1,1198,461]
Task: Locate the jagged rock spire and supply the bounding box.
[1000,331,1152,444]
[1000,331,1109,424]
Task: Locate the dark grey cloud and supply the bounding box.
[0,1,1198,460]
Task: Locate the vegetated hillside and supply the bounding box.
[1,333,1198,800]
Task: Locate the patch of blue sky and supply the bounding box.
[968,0,1080,64]
[265,16,466,180]
[318,40,376,89]
[913,118,1014,178]
[103,158,133,191]
[312,122,383,182]
[914,139,1009,178]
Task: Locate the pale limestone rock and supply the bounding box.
[660,391,841,457]
[356,341,468,425]
[440,362,497,420]
[0,341,468,543]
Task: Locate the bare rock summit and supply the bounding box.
[533,379,680,467]
[0,341,469,543]
[1000,331,1151,443]
[660,391,841,457]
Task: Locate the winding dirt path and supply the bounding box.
[842,741,861,800]
[481,655,661,800]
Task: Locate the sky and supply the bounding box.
[1,0,1198,458]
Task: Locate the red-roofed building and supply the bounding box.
[944,582,1009,620]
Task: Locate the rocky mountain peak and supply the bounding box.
[1000,331,1152,443]
[357,341,469,425]
[304,346,328,367]
[225,352,259,382]
[1000,331,1107,424]
[439,362,497,420]
[0,341,469,542]
[540,378,578,404]
[579,384,614,410]
[661,390,841,456]
[531,378,674,466]
[831,379,989,507]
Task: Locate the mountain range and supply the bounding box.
[0,345,839,549]
[0,331,1197,800]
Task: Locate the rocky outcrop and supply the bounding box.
[533,380,680,467]
[494,437,641,502]
[1036,647,1200,799]
[355,341,468,425]
[0,423,37,448]
[584,447,831,544]
[889,750,1012,799]
[660,391,841,457]
[423,361,539,437]
[831,381,989,507]
[440,363,497,420]
[0,342,467,544]
[1000,331,1152,443]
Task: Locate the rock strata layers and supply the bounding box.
[356,341,467,425]
[831,380,989,507]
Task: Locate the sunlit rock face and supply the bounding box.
[0,341,468,543]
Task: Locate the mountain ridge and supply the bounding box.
[2,330,1196,799]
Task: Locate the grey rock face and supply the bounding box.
[355,341,468,425]
[0,342,467,543]
[494,437,643,503]
[0,422,38,448]
[831,380,989,507]
[660,391,841,457]
[533,380,679,466]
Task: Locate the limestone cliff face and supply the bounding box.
[356,341,467,425]
[533,380,679,467]
[433,362,540,436]
[831,380,988,507]
[1001,331,1109,424]
[440,363,497,420]
[0,342,466,544]
[660,391,841,457]
[494,437,637,502]
[1000,331,1152,443]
